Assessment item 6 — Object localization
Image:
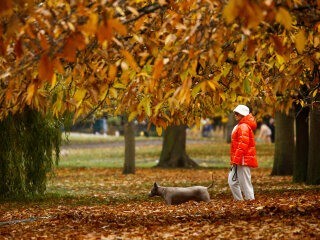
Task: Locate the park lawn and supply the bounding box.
[58,142,274,168]
[0,167,319,239]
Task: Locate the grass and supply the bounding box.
[62,133,162,145]
[61,132,223,145]
[59,141,274,168]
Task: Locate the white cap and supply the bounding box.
[233,105,250,116]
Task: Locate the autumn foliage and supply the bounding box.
[1,0,319,130]
[0,168,319,239]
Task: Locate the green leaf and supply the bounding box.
[239,53,247,69]
[243,78,251,94]
[144,97,151,117]
[223,66,232,77]
[114,83,127,89]
[191,82,203,98]
[180,71,188,81]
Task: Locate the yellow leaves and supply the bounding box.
[81,13,98,35]
[113,82,126,89]
[38,53,54,83]
[50,74,57,90]
[276,7,292,30]
[223,0,263,28]
[156,126,162,136]
[121,50,138,70]
[312,89,318,98]
[26,82,36,105]
[295,30,306,54]
[137,96,152,117]
[207,80,218,91]
[223,0,238,24]
[73,89,87,107]
[164,34,177,46]
[144,97,152,117]
[128,111,138,122]
[191,82,203,98]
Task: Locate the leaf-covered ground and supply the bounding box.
[1,168,319,239]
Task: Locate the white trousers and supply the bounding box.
[228,165,255,201]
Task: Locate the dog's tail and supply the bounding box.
[207,173,214,189]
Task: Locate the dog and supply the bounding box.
[148,174,214,206]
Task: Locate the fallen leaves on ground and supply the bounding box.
[0,168,319,239]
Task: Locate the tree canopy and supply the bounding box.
[1,0,319,132]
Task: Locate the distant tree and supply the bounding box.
[293,105,309,183]
[307,108,320,185]
[157,125,198,168]
[271,111,294,176]
[123,116,135,174]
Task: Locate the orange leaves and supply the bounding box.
[276,7,292,30]
[1,166,319,239]
[0,0,13,17]
[39,33,49,50]
[295,30,306,54]
[14,38,23,60]
[151,57,164,91]
[38,53,54,83]
[223,0,238,24]
[223,0,263,28]
[97,18,127,44]
[247,39,255,57]
[272,35,284,55]
[108,64,117,82]
[26,82,36,105]
[121,50,138,70]
[62,33,85,62]
[81,13,99,35]
[109,19,127,36]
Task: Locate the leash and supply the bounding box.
[232,165,238,181]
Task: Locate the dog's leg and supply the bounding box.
[165,199,172,206]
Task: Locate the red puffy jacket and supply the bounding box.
[230,113,258,167]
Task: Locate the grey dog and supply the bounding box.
[148,175,214,206]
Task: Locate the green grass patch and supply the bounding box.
[59,142,274,168]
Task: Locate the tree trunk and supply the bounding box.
[226,113,237,143]
[271,110,294,176]
[157,125,198,168]
[307,108,320,185]
[293,105,309,183]
[122,116,135,174]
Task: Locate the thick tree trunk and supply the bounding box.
[271,111,294,176]
[157,125,198,168]
[293,106,309,183]
[307,108,320,185]
[226,113,237,143]
[122,117,135,174]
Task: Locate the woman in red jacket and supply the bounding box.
[228,105,258,201]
